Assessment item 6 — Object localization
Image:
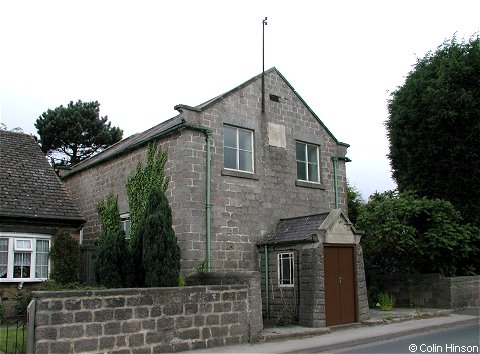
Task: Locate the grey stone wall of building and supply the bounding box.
[355,245,369,322]
[62,70,349,276]
[369,273,480,309]
[259,246,300,325]
[298,246,326,327]
[32,281,261,353]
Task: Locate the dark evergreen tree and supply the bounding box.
[346,181,363,227]
[386,35,480,225]
[135,187,180,287]
[35,100,123,165]
[49,231,80,284]
[93,230,133,288]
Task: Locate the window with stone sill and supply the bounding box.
[223,125,254,173]
[0,232,51,282]
[296,141,320,183]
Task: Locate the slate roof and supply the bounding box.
[258,213,330,246]
[61,115,185,178]
[0,130,84,224]
[62,67,348,179]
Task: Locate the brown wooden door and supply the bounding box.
[324,246,356,326]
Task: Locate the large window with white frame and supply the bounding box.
[296,141,320,183]
[277,252,294,287]
[223,125,254,173]
[0,233,51,282]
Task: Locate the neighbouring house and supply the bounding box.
[0,130,85,313]
[60,67,368,327]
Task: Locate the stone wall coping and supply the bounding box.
[31,284,250,299]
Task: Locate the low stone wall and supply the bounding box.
[369,273,480,309]
[32,272,262,353]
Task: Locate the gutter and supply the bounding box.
[331,156,351,209]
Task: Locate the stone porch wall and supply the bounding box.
[369,273,480,309]
[32,272,262,353]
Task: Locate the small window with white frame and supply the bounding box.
[223,125,254,173]
[296,141,320,183]
[278,252,294,287]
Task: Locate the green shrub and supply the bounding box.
[377,292,395,311]
[93,230,133,288]
[358,191,480,276]
[49,231,80,284]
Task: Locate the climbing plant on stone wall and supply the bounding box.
[126,143,169,242]
[97,193,122,236]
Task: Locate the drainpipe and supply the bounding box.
[264,245,269,320]
[332,157,339,209]
[331,156,351,209]
[185,124,213,272]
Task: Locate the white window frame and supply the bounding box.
[120,213,131,239]
[14,238,33,251]
[296,141,320,183]
[277,252,294,287]
[223,125,254,173]
[0,232,51,282]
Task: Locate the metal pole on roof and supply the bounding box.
[262,17,267,114]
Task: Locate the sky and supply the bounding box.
[1,0,478,200]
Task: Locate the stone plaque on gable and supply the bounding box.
[268,123,286,148]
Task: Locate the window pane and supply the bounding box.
[122,220,131,239]
[14,252,31,278]
[15,239,32,250]
[297,161,307,181]
[238,130,252,151]
[36,240,49,278]
[296,142,306,161]
[224,126,237,148]
[307,145,318,164]
[308,163,319,182]
[239,150,253,172]
[0,239,7,278]
[224,147,237,169]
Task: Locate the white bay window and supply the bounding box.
[0,233,51,282]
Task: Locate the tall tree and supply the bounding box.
[135,187,181,287]
[35,100,123,165]
[386,35,480,225]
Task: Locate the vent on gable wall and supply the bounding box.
[269,94,281,102]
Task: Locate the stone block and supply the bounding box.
[74,338,99,353]
[50,312,73,325]
[128,333,145,347]
[122,320,142,333]
[104,321,121,335]
[35,326,58,340]
[59,324,84,338]
[74,311,93,323]
[115,308,133,320]
[94,309,114,322]
[177,328,200,340]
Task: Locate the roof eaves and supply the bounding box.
[62,119,186,179]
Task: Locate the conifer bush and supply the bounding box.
[135,187,181,287]
[49,231,80,284]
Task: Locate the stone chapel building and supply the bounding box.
[60,68,368,326]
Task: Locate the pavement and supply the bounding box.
[189,308,479,353]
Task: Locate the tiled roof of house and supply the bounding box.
[258,213,330,246]
[0,130,84,224]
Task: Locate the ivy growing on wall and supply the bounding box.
[126,143,168,241]
[97,193,121,236]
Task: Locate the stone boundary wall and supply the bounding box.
[32,272,262,353]
[369,273,480,309]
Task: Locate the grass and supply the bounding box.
[0,323,26,354]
